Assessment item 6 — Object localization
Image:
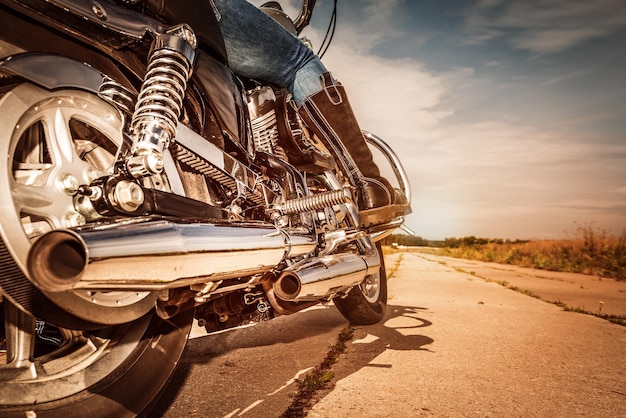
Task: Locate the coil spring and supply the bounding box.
[279,187,353,214]
[131,48,191,144]
[98,76,136,115]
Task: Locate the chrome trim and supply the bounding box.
[27,218,317,291]
[174,124,274,205]
[363,131,412,203]
[293,0,316,34]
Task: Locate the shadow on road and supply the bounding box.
[326,304,434,380]
[377,304,434,348]
[150,306,349,415]
[185,305,349,358]
[150,303,435,416]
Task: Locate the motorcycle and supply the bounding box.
[0,0,411,415]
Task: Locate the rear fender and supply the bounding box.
[0,52,106,93]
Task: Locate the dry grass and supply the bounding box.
[426,224,626,280]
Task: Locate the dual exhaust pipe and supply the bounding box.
[27,217,379,301]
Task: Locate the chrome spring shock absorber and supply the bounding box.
[277,187,354,215]
[126,24,197,178]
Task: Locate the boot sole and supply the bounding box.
[359,204,412,227]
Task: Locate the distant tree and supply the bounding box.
[381,234,524,248]
[381,234,428,247]
[443,236,509,248]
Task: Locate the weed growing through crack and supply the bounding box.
[281,326,355,417]
[453,265,625,326]
[387,253,404,279]
[552,300,626,326]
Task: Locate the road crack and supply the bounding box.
[280,326,355,417]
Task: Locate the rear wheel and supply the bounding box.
[0,302,192,417]
[334,242,388,325]
[0,82,191,415]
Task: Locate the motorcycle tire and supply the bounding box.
[334,241,388,325]
[0,307,191,418]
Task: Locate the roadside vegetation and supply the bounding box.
[382,224,626,281]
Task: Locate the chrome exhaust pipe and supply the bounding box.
[273,238,380,302]
[27,218,316,291]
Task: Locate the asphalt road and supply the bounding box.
[152,251,626,417]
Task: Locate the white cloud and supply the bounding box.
[307,1,625,239]
[323,46,450,136]
[464,0,626,55]
[415,119,626,238]
[247,0,626,239]
[510,28,608,55]
[362,0,400,23]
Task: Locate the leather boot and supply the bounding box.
[297,73,411,226]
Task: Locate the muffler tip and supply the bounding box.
[28,230,87,292]
[273,272,302,301]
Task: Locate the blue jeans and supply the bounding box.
[211,0,328,107]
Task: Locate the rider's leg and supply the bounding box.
[211,0,324,104]
[212,0,410,224]
[296,73,411,225]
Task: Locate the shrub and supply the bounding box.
[428,224,625,280]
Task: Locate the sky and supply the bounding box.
[250,0,626,240]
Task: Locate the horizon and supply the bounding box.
[250,0,626,240]
[384,223,626,242]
